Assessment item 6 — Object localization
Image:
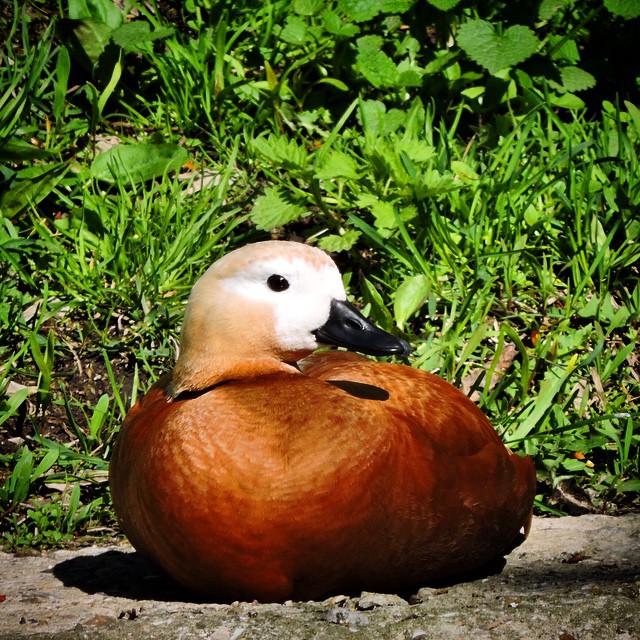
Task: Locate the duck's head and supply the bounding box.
[169,241,410,397]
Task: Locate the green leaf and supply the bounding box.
[359,99,387,137]
[370,199,397,232]
[506,366,574,442]
[361,276,394,328]
[8,447,33,505]
[625,100,640,137]
[90,142,188,183]
[315,150,360,180]
[293,0,324,16]
[110,22,173,50]
[394,274,430,328]
[317,230,361,252]
[562,458,592,473]
[69,0,123,29]
[250,187,308,230]
[457,20,539,75]
[549,92,585,109]
[0,137,53,161]
[380,0,414,11]
[0,388,30,428]
[279,15,308,45]
[31,447,59,482]
[451,159,479,181]
[617,479,640,492]
[110,21,150,48]
[0,162,70,218]
[538,0,571,20]
[251,135,309,173]
[60,17,114,67]
[548,36,580,63]
[89,394,110,440]
[355,36,397,88]
[560,66,596,92]
[427,0,463,9]
[604,0,640,19]
[339,0,380,22]
[416,169,457,197]
[53,46,71,119]
[322,10,360,37]
[317,77,350,91]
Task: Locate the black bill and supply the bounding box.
[313,299,411,357]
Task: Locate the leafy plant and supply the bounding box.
[1,0,639,550]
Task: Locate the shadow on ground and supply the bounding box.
[51,540,639,604]
[52,550,203,603]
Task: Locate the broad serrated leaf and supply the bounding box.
[427,0,463,10]
[279,15,308,45]
[457,20,539,75]
[90,142,188,183]
[322,10,360,37]
[604,0,640,19]
[381,0,414,11]
[293,0,324,15]
[250,187,308,230]
[370,199,396,231]
[560,66,596,92]
[317,230,361,252]
[111,21,150,47]
[315,150,360,180]
[548,36,580,63]
[251,135,309,173]
[396,63,424,88]
[415,169,457,197]
[356,36,397,88]
[359,99,387,136]
[394,274,430,328]
[339,0,380,22]
[397,138,435,164]
[110,22,174,50]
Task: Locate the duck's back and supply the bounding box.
[110,352,535,602]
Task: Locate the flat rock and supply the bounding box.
[1,515,639,640]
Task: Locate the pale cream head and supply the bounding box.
[169,241,346,396]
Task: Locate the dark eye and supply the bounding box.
[267,274,290,292]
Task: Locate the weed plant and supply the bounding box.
[0,0,638,548]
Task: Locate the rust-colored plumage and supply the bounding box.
[110,241,536,602]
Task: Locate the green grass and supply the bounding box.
[0,0,638,549]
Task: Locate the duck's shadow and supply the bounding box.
[52,549,505,604]
[53,549,206,603]
[53,548,640,604]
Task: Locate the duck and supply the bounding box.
[109,240,536,603]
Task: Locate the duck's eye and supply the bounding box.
[267,274,290,292]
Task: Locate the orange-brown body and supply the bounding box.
[110,350,535,602]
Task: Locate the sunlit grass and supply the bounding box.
[0,0,638,549]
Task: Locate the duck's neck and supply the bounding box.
[167,352,302,399]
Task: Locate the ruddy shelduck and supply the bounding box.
[110,240,536,602]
